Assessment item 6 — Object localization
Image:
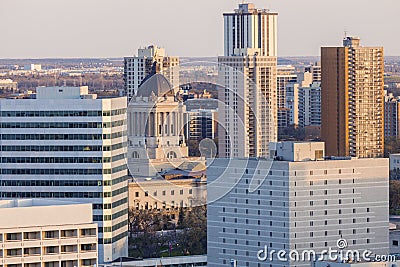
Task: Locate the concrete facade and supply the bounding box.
[0,199,98,267]
[223,3,278,57]
[0,86,128,263]
[129,177,206,211]
[321,37,384,158]
[207,142,389,267]
[298,82,321,128]
[218,4,278,158]
[127,73,188,178]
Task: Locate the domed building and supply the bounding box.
[127,71,189,177]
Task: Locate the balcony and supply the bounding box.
[61,245,77,254]
[43,231,59,240]
[80,244,96,253]
[23,232,41,241]
[60,230,77,239]
[23,247,41,257]
[6,248,22,258]
[44,246,59,255]
[5,233,22,242]
[80,259,96,267]
[80,228,96,238]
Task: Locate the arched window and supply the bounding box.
[132,151,140,159]
[166,151,177,159]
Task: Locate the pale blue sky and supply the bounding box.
[0,0,399,58]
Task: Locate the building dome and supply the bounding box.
[136,73,175,98]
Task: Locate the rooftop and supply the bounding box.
[136,73,175,98]
[0,199,84,209]
[0,199,93,229]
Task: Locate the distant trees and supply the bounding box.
[6,73,124,93]
[278,125,306,141]
[385,137,400,157]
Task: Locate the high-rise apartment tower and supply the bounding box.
[124,45,179,102]
[218,3,278,158]
[321,37,384,158]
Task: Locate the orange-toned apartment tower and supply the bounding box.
[321,37,384,158]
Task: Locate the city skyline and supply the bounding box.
[1,0,399,58]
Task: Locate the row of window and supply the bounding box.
[0,180,103,187]
[1,153,126,164]
[112,220,128,232]
[1,120,125,129]
[0,177,126,188]
[2,169,104,175]
[112,175,129,186]
[0,192,102,198]
[112,197,128,209]
[112,187,128,197]
[2,166,126,176]
[1,132,125,141]
[103,165,127,175]
[101,230,128,245]
[0,190,127,201]
[1,108,126,117]
[0,145,102,152]
[112,208,128,220]
[134,188,193,198]
[1,142,126,152]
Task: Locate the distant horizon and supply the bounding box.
[1,0,399,58]
[2,55,400,62]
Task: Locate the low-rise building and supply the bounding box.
[129,161,207,211]
[24,64,42,71]
[113,255,207,267]
[0,199,98,267]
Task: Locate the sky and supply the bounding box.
[0,0,399,58]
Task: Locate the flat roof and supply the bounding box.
[0,199,85,209]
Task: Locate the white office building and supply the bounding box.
[207,142,389,267]
[218,3,278,158]
[0,86,128,263]
[124,45,179,102]
[0,199,98,267]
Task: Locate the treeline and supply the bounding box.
[5,73,124,93]
[128,206,207,258]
